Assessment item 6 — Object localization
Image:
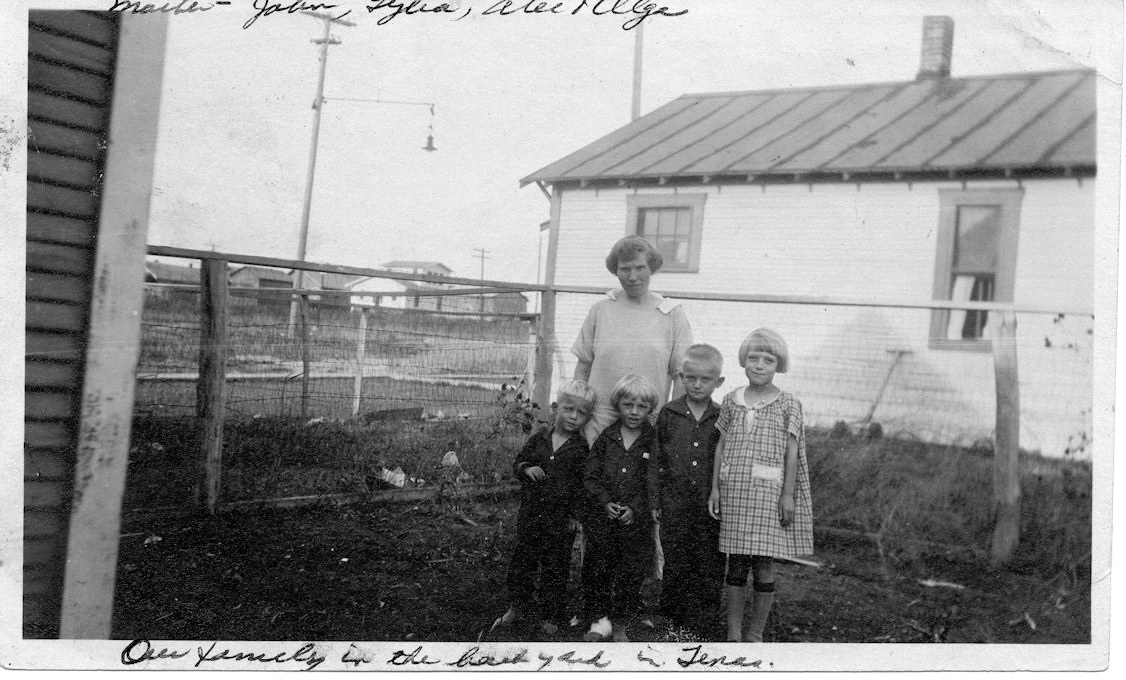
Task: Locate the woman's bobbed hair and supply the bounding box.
[605,235,663,275]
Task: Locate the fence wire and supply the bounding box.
[129,269,1092,534]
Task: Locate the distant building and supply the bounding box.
[349,262,529,315]
[144,261,199,304]
[380,260,454,277]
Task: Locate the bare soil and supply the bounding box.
[112,494,1089,644]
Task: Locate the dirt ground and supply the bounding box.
[112,494,1089,644]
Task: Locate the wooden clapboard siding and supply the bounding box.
[28,91,108,132]
[26,212,97,248]
[26,271,90,304]
[550,174,1093,456]
[28,151,102,189]
[25,447,74,481]
[24,360,81,392]
[26,241,93,276]
[25,9,119,639]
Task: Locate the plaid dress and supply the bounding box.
[715,387,814,558]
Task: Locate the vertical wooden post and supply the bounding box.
[352,307,367,416]
[196,258,229,515]
[58,13,170,638]
[300,294,310,418]
[990,311,1021,565]
[532,186,563,409]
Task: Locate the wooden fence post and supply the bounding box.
[300,294,310,418]
[353,306,367,416]
[532,186,563,409]
[533,292,556,409]
[990,311,1021,565]
[196,258,229,515]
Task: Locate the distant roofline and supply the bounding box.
[677,67,1096,100]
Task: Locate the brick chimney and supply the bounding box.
[917,16,954,79]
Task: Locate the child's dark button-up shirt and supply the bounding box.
[647,395,721,512]
[584,420,656,517]
[513,429,588,521]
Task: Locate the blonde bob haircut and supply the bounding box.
[605,235,664,275]
[738,328,790,374]
[556,379,596,408]
[609,374,660,411]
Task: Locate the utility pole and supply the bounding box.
[473,247,490,312]
[288,10,356,336]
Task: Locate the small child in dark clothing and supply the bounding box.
[582,374,659,642]
[496,379,595,635]
[648,344,727,626]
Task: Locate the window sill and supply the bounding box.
[927,338,994,353]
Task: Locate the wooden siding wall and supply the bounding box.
[24,10,119,639]
[549,179,1094,456]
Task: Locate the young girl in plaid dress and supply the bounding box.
[708,329,813,642]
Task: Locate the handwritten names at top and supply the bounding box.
[106,0,689,31]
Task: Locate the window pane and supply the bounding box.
[954,206,1000,274]
[658,208,677,239]
[638,208,654,236]
[636,206,692,266]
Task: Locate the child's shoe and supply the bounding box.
[583,616,612,641]
[489,606,521,633]
[611,621,629,642]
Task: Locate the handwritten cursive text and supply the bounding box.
[571,0,687,29]
[108,0,227,14]
[243,0,351,29]
[677,644,765,669]
[366,0,468,25]
[194,641,326,670]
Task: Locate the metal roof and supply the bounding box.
[522,69,1095,186]
[381,260,452,272]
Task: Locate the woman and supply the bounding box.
[572,235,694,445]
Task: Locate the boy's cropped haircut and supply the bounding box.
[681,343,724,373]
[738,328,790,373]
[557,379,596,406]
[609,374,660,410]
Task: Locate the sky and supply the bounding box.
[9,0,1119,286]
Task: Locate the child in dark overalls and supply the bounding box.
[496,379,595,635]
[648,344,726,626]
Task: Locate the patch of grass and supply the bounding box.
[126,414,1091,590]
[806,428,1092,583]
[126,412,525,508]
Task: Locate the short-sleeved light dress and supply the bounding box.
[715,387,814,558]
[571,289,693,443]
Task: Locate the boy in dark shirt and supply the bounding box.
[582,374,659,642]
[496,379,595,636]
[648,344,726,626]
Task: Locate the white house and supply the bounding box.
[522,18,1094,457]
[348,260,454,310]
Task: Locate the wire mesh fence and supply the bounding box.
[129,254,1092,543]
[548,292,1093,459]
[136,283,536,421]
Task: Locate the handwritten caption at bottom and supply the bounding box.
[120,639,770,671]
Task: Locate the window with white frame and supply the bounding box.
[626,193,707,273]
[929,188,1023,348]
